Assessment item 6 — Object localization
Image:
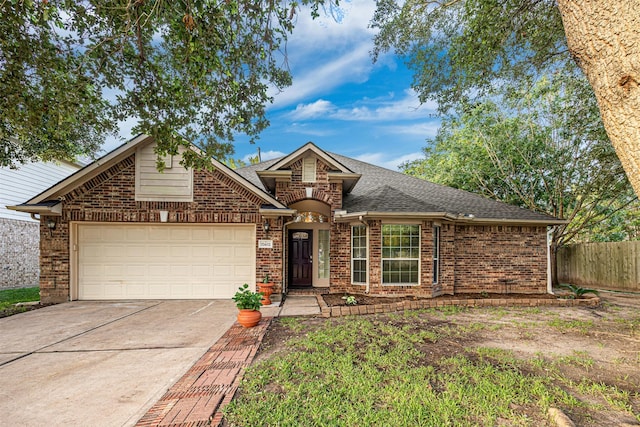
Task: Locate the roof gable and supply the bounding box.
[256,142,361,194]
[265,142,352,173]
[9,135,288,214]
[237,149,565,225]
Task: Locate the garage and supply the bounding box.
[76,224,255,300]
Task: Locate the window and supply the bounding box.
[382,224,420,285]
[302,157,316,182]
[433,225,440,284]
[352,225,367,283]
[318,230,330,279]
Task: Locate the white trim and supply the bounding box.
[266,142,352,173]
[302,157,317,182]
[335,211,567,226]
[351,224,368,285]
[381,223,421,286]
[16,134,288,212]
[433,225,441,285]
[26,134,153,205]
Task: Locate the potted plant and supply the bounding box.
[257,273,275,305]
[232,284,263,328]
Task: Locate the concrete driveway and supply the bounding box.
[0,300,237,427]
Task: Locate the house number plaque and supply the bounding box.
[258,239,273,249]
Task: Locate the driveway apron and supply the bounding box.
[0,300,236,427]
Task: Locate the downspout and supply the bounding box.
[30,213,41,221]
[282,216,298,296]
[547,226,554,294]
[358,215,370,294]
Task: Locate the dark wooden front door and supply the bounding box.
[289,230,313,287]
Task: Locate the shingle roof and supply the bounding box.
[235,151,560,223]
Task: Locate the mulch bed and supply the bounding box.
[322,292,558,307]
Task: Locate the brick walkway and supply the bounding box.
[135,317,272,427]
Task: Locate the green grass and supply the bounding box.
[0,287,39,311]
[547,318,595,334]
[224,316,579,426]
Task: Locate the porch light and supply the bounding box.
[46,217,56,237]
[263,219,270,233]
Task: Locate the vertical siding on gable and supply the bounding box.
[135,143,193,201]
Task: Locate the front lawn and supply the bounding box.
[224,296,640,426]
[0,287,40,317]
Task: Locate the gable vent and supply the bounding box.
[302,157,316,182]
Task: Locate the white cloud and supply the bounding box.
[284,123,336,137]
[380,122,441,138]
[333,89,438,121]
[355,151,424,171]
[268,0,383,108]
[289,99,336,120]
[271,42,374,108]
[288,89,439,123]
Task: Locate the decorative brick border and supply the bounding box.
[316,295,600,318]
[135,318,272,427]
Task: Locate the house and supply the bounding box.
[9,136,564,303]
[1,159,81,289]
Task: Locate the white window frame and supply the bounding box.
[351,225,368,284]
[302,157,316,182]
[382,224,421,285]
[433,225,440,284]
[318,229,330,280]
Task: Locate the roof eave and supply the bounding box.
[259,207,297,218]
[327,172,362,193]
[334,211,567,225]
[256,170,292,193]
[7,202,62,216]
[334,211,458,222]
[266,142,354,173]
[23,134,288,210]
[24,134,152,205]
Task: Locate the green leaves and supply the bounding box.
[372,0,570,112]
[1,1,337,167]
[401,73,638,244]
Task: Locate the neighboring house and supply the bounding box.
[1,160,81,289]
[9,136,564,303]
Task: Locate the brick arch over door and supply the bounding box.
[281,189,335,207]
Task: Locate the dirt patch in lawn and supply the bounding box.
[252,291,640,427]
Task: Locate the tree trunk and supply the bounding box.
[556,0,640,197]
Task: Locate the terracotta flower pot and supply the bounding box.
[257,282,275,305]
[237,309,261,328]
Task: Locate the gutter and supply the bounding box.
[7,202,62,216]
[334,211,568,226]
[281,214,300,296]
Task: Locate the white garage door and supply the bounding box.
[77,224,255,300]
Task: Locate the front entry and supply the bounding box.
[289,230,313,287]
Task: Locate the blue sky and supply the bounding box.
[106,0,440,171]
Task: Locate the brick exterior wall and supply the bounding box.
[327,221,548,297]
[453,225,548,294]
[269,155,549,298]
[0,218,40,289]
[38,148,550,302]
[39,153,283,303]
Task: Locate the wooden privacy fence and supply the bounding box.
[557,241,640,292]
